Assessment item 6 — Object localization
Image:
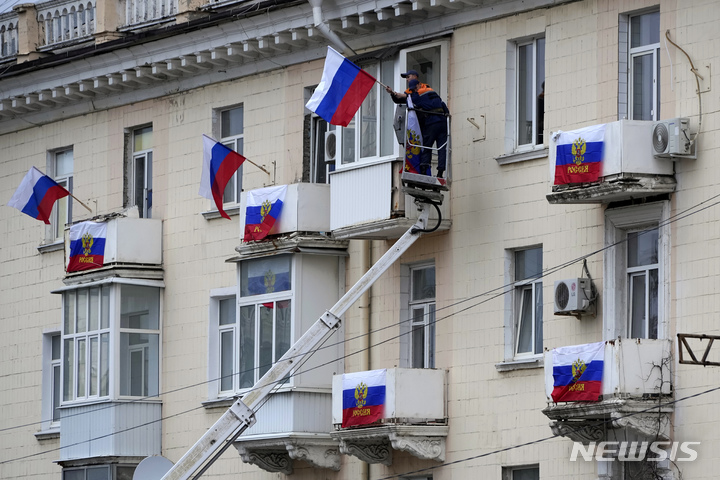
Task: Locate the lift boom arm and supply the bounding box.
[159,203,433,480]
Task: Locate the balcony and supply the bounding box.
[542,338,673,443]
[546,120,676,205]
[330,368,448,465]
[63,214,163,281]
[330,161,451,240]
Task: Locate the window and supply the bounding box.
[41,331,62,431]
[503,465,539,480]
[620,10,660,120]
[220,106,244,203]
[126,126,153,218]
[513,247,543,357]
[50,148,73,240]
[61,283,161,402]
[409,264,436,368]
[62,465,136,480]
[516,37,545,148]
[308,114,334,184]
[604,201,668,341]
[334,41,447,166]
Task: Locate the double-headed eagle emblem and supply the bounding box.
[354,381,368,408]
[572,137,587,165]
[572,358,587,381]
[81,232,94,256]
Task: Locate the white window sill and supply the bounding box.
[202,397,236,409]
[495,147,549,166]
[34,428,60,441]
[37,240,64,254]
[201,204,241,220]
[495,357,543,372]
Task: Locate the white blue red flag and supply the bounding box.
[67,221,107,272]
[305,46,376,127]
[551,341,604,402]
[243,185,287,242]
[404,96,423,174]
[199,134,247,219]
[7,167,70,224]
[342,369,386,428]
[554,124,606,185]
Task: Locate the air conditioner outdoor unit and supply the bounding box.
[325,130,338,162]
[652,117,692,157]
[554,278,592,315]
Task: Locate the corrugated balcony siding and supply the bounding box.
[330,163,393,230]
[59,401,162,461]
[243,392,332,436]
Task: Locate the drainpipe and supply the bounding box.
[308,0,356,56]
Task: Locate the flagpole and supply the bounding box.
[69,192,93,213]
[245,158,271,176]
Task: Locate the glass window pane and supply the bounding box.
[63,470,85,480]
[240,256,291,296]
[55,150,74,176]
[77,338,86,398]
[649,269,659,339]
[631,53,654,120]
[63,339,74,401]
[412,267,436,301]
[428,304,436,368]
[134,155,146,212]
[89,288,100,331]
[535,38,545,145]
[630,273,647,338]
[52,334,61,360]
[133,126,152,151]
[221,107,244,138]
[120,285,160,329]
[100,333,109,396]
[101,285,110,329]
[55,194,68,239]
[87,465,110,480]
[259,305,273,378]
[534,282,543,355]
[516,288,533,354]
[380,58,395,157]
[516,247,543,280]
[77,289,88,333]
[275,300,291,362]
[341,120,355,164]
[89,336,98,396]
[628,229,658,266]
[220,331,234,391]
[64,292,76,335]
[631,12,660,48]
[359,65,378,159]
[222,172,236,204]
[517,43,533,146]
[116,466,136,480]
[411,324,425,368]
[219,298,236,326]
[120,333,159,397]
[406,45,441,95]
[239,305,256,388]
[512,467,540,480]
[52,364,61,422]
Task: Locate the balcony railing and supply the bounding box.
[124,0,177,27]
[37,0,96,48]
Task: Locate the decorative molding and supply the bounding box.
[234,435,341,473]
[495,147,549,165]
[331,424,448,464]
[546,175,676,205]
[236,446,293,475]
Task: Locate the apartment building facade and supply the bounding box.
[0,0,718,478]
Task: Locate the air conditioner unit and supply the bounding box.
[554,278,592,315]
[325,130,338,162]
[652,117,692,157]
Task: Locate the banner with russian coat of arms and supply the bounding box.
[551,341,604,403]
[554,124,606,185]
[342,369,386,428]
[67,221,107,272]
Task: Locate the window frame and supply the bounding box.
[218,104,244,205]
[604,201,669,341]
[62,464,136,480]
[512,247,543,359]
[515,37,545,149]
[49,147,74,241]
[619,9,660,121]
[502,465,540,480]
[125,125,153,218]
[332,40,449,170]
[408,263,436,369]
[40,330,62,433]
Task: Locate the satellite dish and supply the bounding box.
[133,455,174,480]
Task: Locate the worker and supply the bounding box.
[406,78,449,178]
[385,69,433,104]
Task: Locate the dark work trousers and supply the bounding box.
[419,117,448,174]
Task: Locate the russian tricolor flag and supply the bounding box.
[7,167,70,224]
[199,135,247,219]
[243,185,287,242]
[67,221,107,272]
[551,341,604,403]
[342,369,386,428]
[305,46,376,127]
[554,124,606,185]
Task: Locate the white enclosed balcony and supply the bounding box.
[330,368,448,465]
[546,120,677,204]
[542,338,673,443]
[330,160,451,240]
